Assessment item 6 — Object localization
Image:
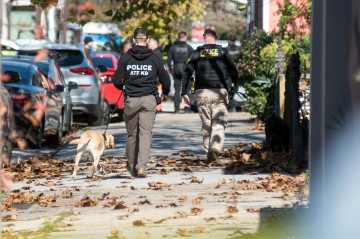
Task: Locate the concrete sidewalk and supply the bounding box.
[3,112,299,239]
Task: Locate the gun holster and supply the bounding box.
[155,94,162,105]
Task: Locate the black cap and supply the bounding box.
[203,28,217,38]
[84,36,93,45]
[134,27,148,39]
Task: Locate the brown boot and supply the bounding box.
[207,148,220,163]
[137,168,147,178]
[126,162,137,177]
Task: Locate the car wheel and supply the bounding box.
[29,119,44,148]
[90,100,110,126]
[49,113,63,146]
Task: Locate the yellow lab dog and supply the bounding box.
[69,130,114,179]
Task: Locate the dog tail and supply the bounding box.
[69,138,91,145]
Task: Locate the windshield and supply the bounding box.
[91,57,114,68]
[55,50,84,67]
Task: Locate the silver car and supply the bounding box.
[18,44,102,126]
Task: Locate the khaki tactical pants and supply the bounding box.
[123,95,157,173]
[196,89,229,152]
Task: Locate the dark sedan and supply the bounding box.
[3,55,78,137]
[3,61,66,147]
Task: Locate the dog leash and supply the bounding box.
[103,90,124,135]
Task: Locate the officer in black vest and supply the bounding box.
[181,27,239,163]
[113,27,171,178]
[167,31,193,113]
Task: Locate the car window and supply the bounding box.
[47,61,63,85]
[17,50,37,56]
[34,62,49,77]
[54,50,84,67]
[32,70,43,88]
[91,57,114,68]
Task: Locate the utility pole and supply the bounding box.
[246,0,255,37]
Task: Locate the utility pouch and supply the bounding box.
[190,76,195,95]
[155,94,162,105]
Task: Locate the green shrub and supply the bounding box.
[235,29,276,119]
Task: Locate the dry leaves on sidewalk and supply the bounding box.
[148,181,171,189]
[76,196,99,207]
[189,176,204,184]
[37,194,57,207]
[2,214,17,221]
[262,173,307,193]
[192,197,205,205]
[227,205,239,213]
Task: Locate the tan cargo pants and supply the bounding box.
[196,89,229,152]
[123,95,157,173]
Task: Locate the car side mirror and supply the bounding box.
[97,65,108,73]
[68,81,78,91]
[4,71,21,83]
[55,85,65,93]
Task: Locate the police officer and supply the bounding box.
[148,37,163,59]
[83,36,93,54]
[181,27,239,163]
[226,34,239,58]
[113,27,171,178]
[167,31,193,113]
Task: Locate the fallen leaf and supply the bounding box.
[247,208,261,213]
[71,209,80,215]
[190,176,204,184]
[178,195,187,202]
[139,199,152,205]
[133,219,145,226]
[148,182,170,188]
[191,207,203,215]
[2,214,17,221]
[227,205,239,213]
[103,197,118,208]
[193,227,205,233]
[37,194,56,207]
[204,217,216,222]
[127,204,140,213]
[113,201,127,210]
[99,192,110,201]
[192,197,204,205]
[154,218,167,224]
[242,153,251,161]
[78,196,98,207]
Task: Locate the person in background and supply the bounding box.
[103,41,114,51]
[226,34,240,112]
[113,27,171,178]
[181,27,239,163]
[227,34,239,58]
[167,31,193,113]
[148,37,167,112]
[148,38,163,59]
[120,38,134,56]
[83,36,93,54]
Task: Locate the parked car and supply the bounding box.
[3,61,66,147]
[0,83,13,166]
[2,55,78,136]
[90,51,124,122]
[1,39,20,55]
[18,44,102,126]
